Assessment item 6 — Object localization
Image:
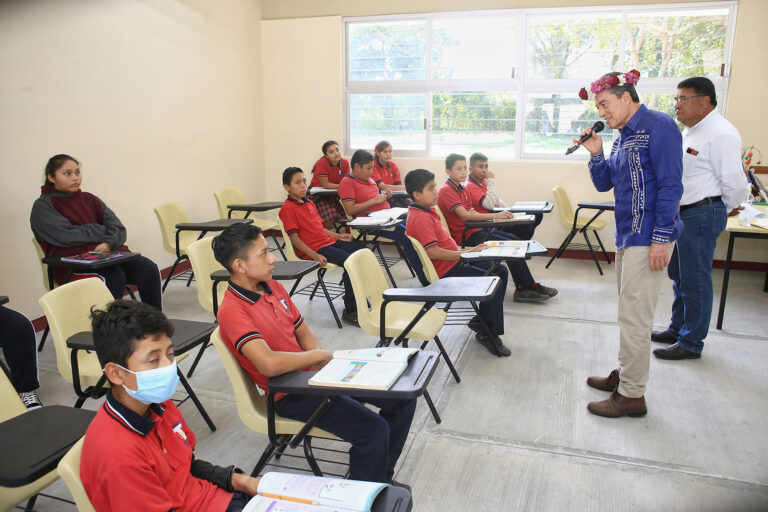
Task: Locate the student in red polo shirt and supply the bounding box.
[438,153,558,303]
[308,140,349,228]
[279,166,363,325]
[372,140,409,208]
[81,300,260,512]
[338,149,427,285]
[212,223,416,485]
[404,169,511,357]
[464,152,543,241]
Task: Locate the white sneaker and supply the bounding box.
[19,391,43,410]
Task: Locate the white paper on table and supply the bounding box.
[739,204,766,219]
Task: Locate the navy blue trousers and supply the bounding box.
[70,255,162,310]
[443,260,508,336]
[465,230,534,288]
[318,240,364,312]
[0,306,39,393]
[275,393,417,482]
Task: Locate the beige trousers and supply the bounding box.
[615,244,673,398]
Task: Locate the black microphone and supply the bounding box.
[565,121,605,155]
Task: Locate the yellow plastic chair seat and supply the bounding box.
[572,217,607,231]
[58,438,96,512]
[368,302,447,340]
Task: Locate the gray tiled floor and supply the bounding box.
[14,251,768,511]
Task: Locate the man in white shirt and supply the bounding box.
[652,77,747,360]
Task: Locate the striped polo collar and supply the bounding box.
[228,280,273,304]
[104,390,165,437]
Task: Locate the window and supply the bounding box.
[345,3,736,160]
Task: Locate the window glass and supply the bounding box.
[431,18,517,80]
[350,94,426,151]
[349,21,426,81]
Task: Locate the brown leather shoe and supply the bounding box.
[587,391,647,418]
[586,369,619,392]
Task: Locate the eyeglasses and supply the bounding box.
[674,95,706,103]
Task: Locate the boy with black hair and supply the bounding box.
[464,152,543,240]
[404,168,511,357]
[80,299,260,512]
[212,223,416,484]
[279,166,363,325]
[338,149,428,285]
[439,153,557,303]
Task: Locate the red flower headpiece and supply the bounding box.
[578,70,640,101]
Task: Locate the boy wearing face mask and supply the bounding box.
[80,300,261,512]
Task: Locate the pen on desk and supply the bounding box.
[261,493,318,505]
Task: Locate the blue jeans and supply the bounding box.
[370,224,428,285]
[275,393,416,482]
[317,240,364,312]
[667,201,727,353]
[464,230,534,288]
[444,260,508,336]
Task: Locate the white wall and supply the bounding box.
[0,0,265,317]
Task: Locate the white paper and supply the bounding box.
[739,204,766,219]
[368,207,408,219]
[254,472,387,511]
[332,347,418,364]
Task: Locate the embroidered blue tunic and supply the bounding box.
[588,104,684,250]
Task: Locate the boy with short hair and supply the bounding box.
[404,168,511,357]
[338,149,427,284]
[80,300,260,512]
[279,166,362,325]
[439,153,557,303]
[212,223,416,484]
[464,152,543,241]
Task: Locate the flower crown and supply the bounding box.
[579,70,640,101]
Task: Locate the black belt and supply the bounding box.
[680,196,722,211]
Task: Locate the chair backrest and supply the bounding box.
[551,186,576,229]
[406,235,440,284]
[38,278,113,385]
[209,328,270,432]
[58,438,96,512]
[154,202,191,255]
[0,366,27,422]
[214,188,247,219]
[186,237,227,314]
[32,237,51,291]
[279,225,302,262]
[343,249,389,336]
[435,205,450,232]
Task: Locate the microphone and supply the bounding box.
[565,121,605,155]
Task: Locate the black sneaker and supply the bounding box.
[341,309,359,327]
[475,333,511,357]
[467,315,482,333]
[513,287,549,303]
[19,391,42,410]
[532,283,558,297]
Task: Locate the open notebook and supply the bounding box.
[309,347,418,391]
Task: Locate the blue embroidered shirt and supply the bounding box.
[588,104,684,250]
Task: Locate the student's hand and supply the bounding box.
[336,233,354,242]
[383,189,393,199]
[231,473,261,496]
[649,242,669,272]
[311,349,333,368]
[494,211,514,219]
[468,244,488,253]
[576,127,603,155]
[312,253,328,266]
[93,242,110,253]
[486,170,495,179]
[374,195,388,204]
[728,206,744,217]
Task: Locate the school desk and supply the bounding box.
[42,251,141,291]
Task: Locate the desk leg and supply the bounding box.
[289,397,335,449]
[582,230,603,275]
[376,243,398,288]
[546,229,578,268]
[303,436,324,476]
[432,334,460,383]
[177,369,216,431]
[422,391,441,424]
[716,232,736,329]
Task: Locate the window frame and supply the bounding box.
[344,2,738,160]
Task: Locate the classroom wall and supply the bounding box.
[0,0,265,317]
[260,0,768,265]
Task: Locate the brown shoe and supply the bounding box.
[587,391,647,418]
[586,369,619,392]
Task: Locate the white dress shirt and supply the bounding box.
[680,109,746,210]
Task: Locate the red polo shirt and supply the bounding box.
[279,197,336,258]
[372,159,402,186]
[81,392,232,512]
[217,280,306,400]
[337,174,390,217]
[405,204,460,277]
[437,179,481,243]
[310,157,350,187]
[464,176,491,213]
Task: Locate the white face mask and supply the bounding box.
[117,361,179,404]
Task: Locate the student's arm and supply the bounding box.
[484,177,509,209]
[342,195,388,217]
[327,229,353,241]
[317,175,339,190]
[288,233,327,265]
[98,197,127,250]
[452,205,513,222]
[380,182,406,191]
[31,198,109,247]
[240,337,331,377]
[426,244,486,261]
[294,321,322,351]
[190,459,261,495]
